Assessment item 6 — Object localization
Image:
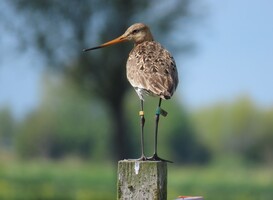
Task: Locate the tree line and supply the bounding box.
[0,75,272,165]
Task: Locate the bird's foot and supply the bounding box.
[135,155,148,161]
[147,153,173,163]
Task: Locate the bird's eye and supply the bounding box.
[132,29,140,34]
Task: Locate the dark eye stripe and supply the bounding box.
[132,29,140,34]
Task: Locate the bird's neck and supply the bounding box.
[135,33,154,45]
[144,30,154,42]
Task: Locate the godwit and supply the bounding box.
[83,23,179,162]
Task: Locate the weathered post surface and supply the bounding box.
[117,160,167,200]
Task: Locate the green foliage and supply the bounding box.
[192,96,273,164]
[165,100,211,164]
[244,109,273,163]
[15,74,111,160]
[0,107,15,148]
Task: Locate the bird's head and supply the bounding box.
[83,23,153,52]
[122,23,154,44]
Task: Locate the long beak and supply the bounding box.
[83,35,128,52]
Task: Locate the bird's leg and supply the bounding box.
[137,99,147,161]
[148,98,173,163]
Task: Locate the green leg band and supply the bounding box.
[156,107,168,117]
[156,107,161,115]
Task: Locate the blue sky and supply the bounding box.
[1,0,273,118]
[180,0,273,108]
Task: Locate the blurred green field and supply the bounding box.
[0,158,272,200]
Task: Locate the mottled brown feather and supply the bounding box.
[126,41,179,100]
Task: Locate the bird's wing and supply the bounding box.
[126,41,178,99]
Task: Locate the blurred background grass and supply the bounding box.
[0,157,273,200]
[0,0,273,199]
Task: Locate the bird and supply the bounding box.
[83,23,179,162]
